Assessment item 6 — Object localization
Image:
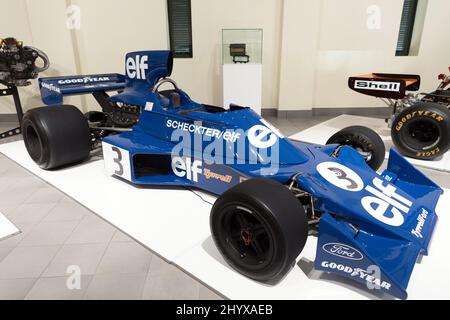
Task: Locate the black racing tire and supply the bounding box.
[210,178,308,283]
[326,125,385,171]
[391,102,450,160]
[22,105,91,170]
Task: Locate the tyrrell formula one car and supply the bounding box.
[22,51,443,299]
[349,70,450,160]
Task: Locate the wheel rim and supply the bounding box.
[220,205,274,269]
[24,123,42,162]
[403,118,440,150]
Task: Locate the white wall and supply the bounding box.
[278,0,450,110]
[314,0,404,109]
[71,0,169,74]
[278,0,322,111]
[174,0,283,108]
[1,0,449,115]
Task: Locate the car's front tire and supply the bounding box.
[22,105,91,169]
[326,125,385,171]
[210,178,308,283]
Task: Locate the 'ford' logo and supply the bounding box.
[322,243,363,261]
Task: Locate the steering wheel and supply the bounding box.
[152,78,179,93]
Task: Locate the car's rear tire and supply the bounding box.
[210,178,308,283]
[326,125,385,171]
[391,102,450,160]
[22,105,91,169]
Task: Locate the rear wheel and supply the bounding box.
[326,125,385,171]
[210,178,308,283]
[391,102,450,160]
[22,105,91,169]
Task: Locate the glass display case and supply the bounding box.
[222,29,263,64]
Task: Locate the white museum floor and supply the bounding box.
[1,115,449,299]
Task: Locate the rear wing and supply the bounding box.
[39,73,125,105]
[349,73,421,99]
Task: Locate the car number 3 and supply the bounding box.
[111,146,124,176]
[101,142,132,181]
[328,167,358,190]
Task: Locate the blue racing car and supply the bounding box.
[22,51,443,299]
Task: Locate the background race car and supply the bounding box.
[349,70,450,160]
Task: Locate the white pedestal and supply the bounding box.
[223,63,262,115]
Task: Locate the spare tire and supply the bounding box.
[326,125,385,171]
[391,102,450,160]
[22,105,91,169]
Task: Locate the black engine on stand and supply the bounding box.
[0,37,49,86]
[0,37,50,139]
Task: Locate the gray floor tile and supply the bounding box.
[1,175,43,195]
[0,154,16,174]
[84,273,146,300]
[57,196,91,208]
[25,186,65,204]
[147,254,176,277]
[0,247,13,263]
[142,267,200,300]
[19,174,47,188]
[0,278,37,300]
[0,203,19,216]
[0,176,17,194]
[65,214,115,244]
[42,199,89,222]
[95,242,153,275]
[0,222,32,248]
[42,243,108,277]
[19,220,79,247]
[8,202,57,225]
[0,245,60,279]
[0,178,41,206]
[0,165,32,180]
[25,275,92,300]
[111,229,134,243]
[198,283,224,300]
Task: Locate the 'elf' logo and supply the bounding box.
[171,157,202,182]
[126,55,148,80]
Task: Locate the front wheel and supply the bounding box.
[391,102,450,160]
[210,178,308,283]
[326,125,386,171]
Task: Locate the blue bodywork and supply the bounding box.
[39,51,443,299]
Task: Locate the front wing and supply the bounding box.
[314,149,442,299]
